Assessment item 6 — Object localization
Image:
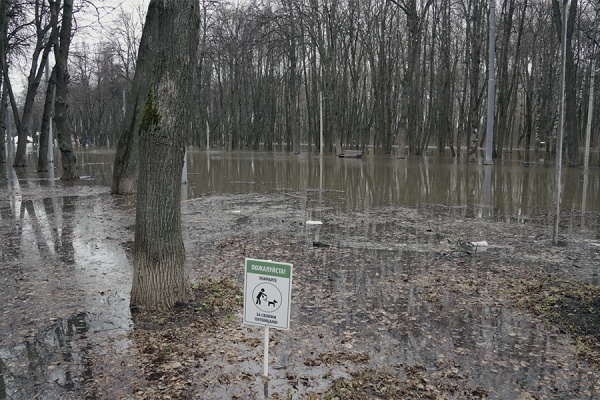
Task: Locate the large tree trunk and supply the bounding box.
[130,0,199,312]
[53,0,78,180]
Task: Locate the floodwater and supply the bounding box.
[73,146,600,215]
[1,146,600,399]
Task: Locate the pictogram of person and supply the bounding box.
[256,288,267,305]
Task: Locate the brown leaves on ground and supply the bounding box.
[121,193,600,399]
[5,190,598,399]
[510,278,600,367]
[131,278,246,399]
[324,366,489,400]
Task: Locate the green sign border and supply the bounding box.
[246,258,292,279]
[244,258,293,330]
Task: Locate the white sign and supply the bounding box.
[244,258,293,330]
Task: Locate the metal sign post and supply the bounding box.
[243,258,293,377]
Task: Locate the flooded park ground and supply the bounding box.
[1,147,600,399]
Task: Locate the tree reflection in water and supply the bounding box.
[0,313,91,399]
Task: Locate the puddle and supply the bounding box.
[0,313,90,398]
[295,252,593,398]
[0,187,136,399]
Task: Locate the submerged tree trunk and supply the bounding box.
[130,0,199,312]
[53,0,77,180]
[37,65,56,172]
[552,0,578,166]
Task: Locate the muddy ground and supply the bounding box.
[1,184,600,399]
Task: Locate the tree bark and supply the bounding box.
[130,0,199,312]
[53,0,78,180]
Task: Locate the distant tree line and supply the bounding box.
[1,0,599,166]
[191,0,599,165]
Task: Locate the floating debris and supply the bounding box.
[306,220,323,225]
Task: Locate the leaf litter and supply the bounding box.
[1,186,600,399]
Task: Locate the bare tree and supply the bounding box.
[388,0,434,156]
[12,0,593,165]
[110,6,144,85]
[8,0,55,168]
[493,0,528,158]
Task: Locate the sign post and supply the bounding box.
[244,258,293,377]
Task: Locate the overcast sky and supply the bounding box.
[75,0,149,44]
[9,0,149,95]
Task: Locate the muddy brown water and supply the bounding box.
[71,147,600,214]
[1,146,599,399]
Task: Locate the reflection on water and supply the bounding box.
[0,313,90,399]
[193,150,600,216]
[1,161,134,399]
[291,239,600,398]
[66,147,600,217]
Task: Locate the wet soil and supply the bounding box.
[1,185,600,399]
